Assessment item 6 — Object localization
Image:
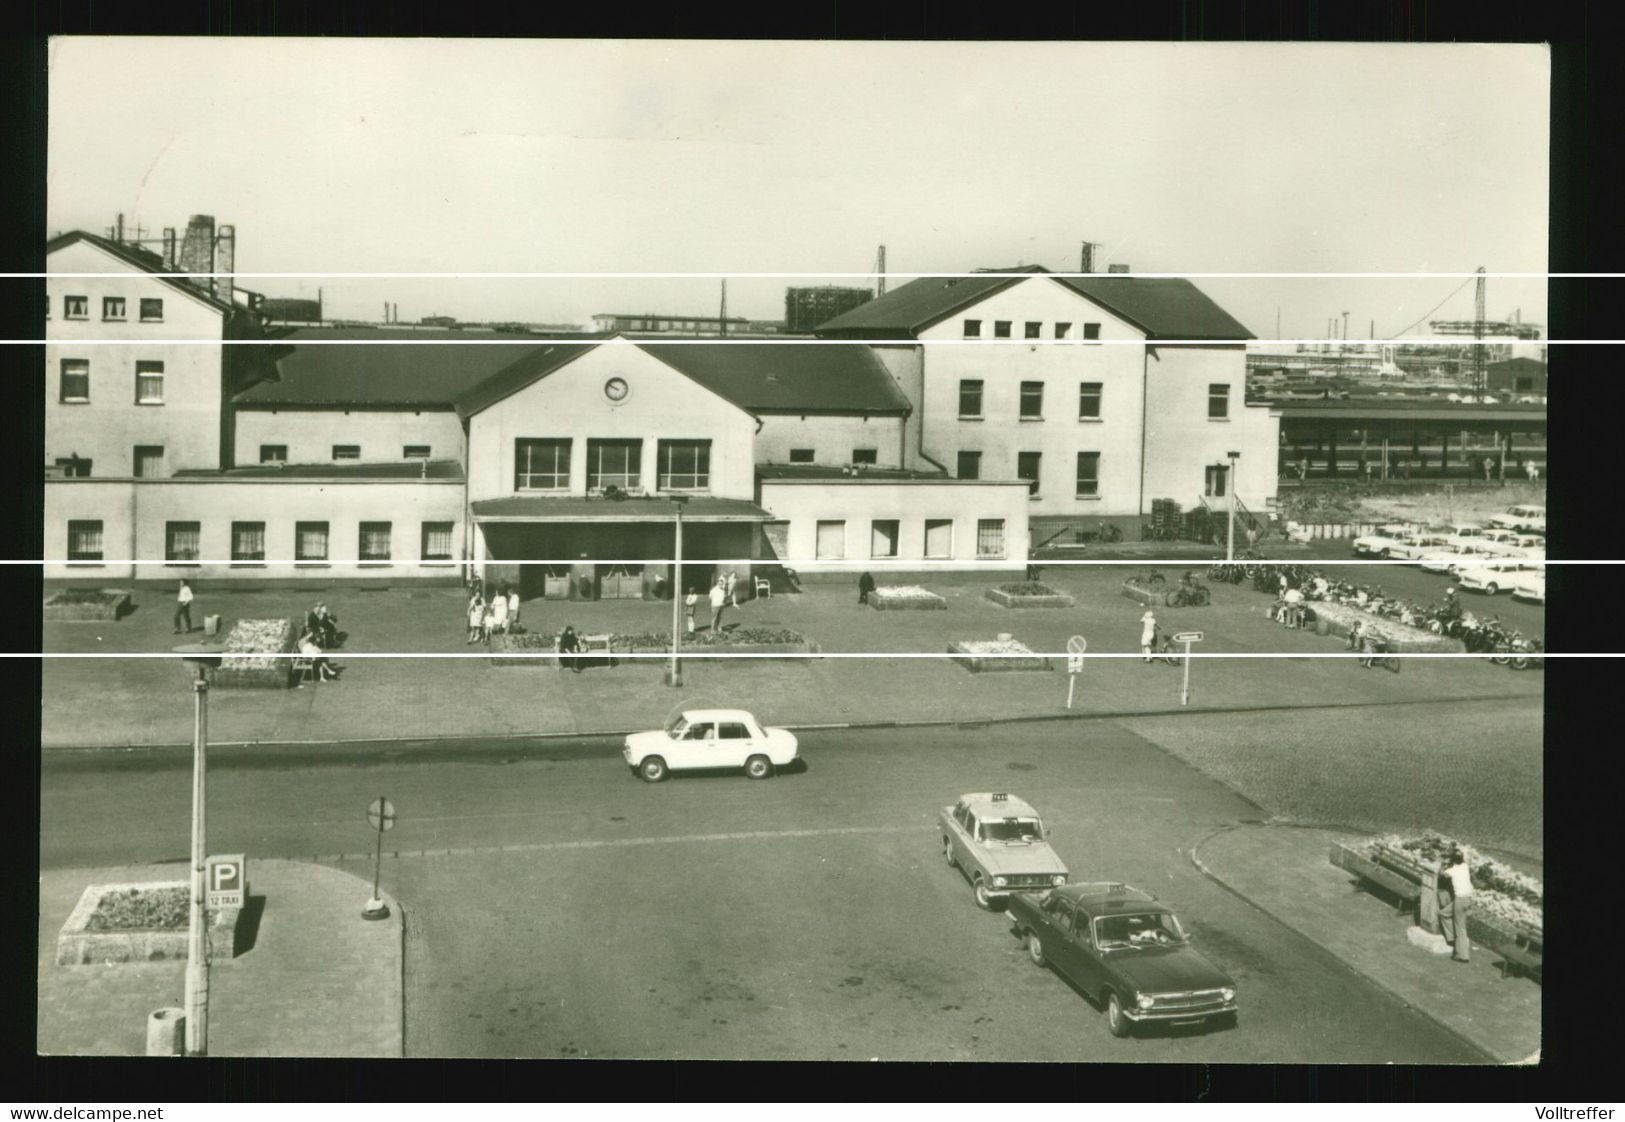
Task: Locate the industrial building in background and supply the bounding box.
[785,286,873,333]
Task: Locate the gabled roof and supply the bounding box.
[46,230,236,314]
[236,330,912,418]
[635,341,911,414]
[815,264,1254,341]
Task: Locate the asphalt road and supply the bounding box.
[41,715,1491,1063]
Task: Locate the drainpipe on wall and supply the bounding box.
[912,345,951,474]
[1137,345,1154,522]
[130,475,140,585]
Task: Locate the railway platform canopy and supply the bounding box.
[1275,400,1546,481]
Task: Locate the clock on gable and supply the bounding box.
[604,376,630,403]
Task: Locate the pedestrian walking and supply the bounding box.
[466,593,485,644]
[1482,456,1493,483]
[726,569,739,607]
[173,579,194,634]
[1524,459,1538,485]
[1139,610,1158,663]
[709,579,727,632]
[684,587,698,634]
[507,586,522,634]
[1438,846,1475,963]
[858,571,876,605]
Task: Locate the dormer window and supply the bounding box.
[963,319,982,338]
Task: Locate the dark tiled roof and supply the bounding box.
[238,331,912,417]
[232,328,594,411]
[175,460,466,480]
[815,264,1254,341]
[634,341,912,414]
[471,495,771,521]
[46,230,237,314]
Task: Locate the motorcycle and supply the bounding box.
[1165,579,1212,608]
[1509,636,1545,671]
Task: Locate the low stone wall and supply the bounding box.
[43,590,132,622]
[1119,580,1164,606]
[486,634,820,667]
[985,588,1075,609]
[947,642,1053,673]
[56,881,242,966]
[1305,601,1466,654]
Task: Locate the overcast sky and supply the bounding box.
[47,38,1549,337]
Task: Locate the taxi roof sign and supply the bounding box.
[991,793,1008,802]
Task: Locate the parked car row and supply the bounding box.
[940,791,1238,1038]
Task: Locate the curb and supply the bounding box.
[39,691,1542,754]
[1187,823,1505,1064]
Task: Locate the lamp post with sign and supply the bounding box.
[174,641,222,1055]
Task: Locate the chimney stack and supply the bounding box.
[214,224,235,305]
[877,245,887,297]
[162,227,178,269]
[116,213,125,244]
[1080,242,1096,274]
[178,215,216,282]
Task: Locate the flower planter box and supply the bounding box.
[868,586,947,611]
[43,589,132,622]
[212,617,297,688]
[1468,912,1543,979]
[56,881,242,965]
[947,640,1053,673]
[1299,602,1465,654]
[985,584,1075,609]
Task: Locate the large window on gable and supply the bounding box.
[515,438,571,490]
[587,439,642,491]
[135,361,165,404]
[59,359,89,402]
[657,439,711,491]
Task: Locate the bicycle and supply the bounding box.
[1359,638,1402,674]
[1148,634,1183,666]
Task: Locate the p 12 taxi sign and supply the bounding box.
[207,854,246,909]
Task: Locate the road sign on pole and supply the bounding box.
[1176,633,1203,706]
[1065,636,1086,709]
[363,797,395,921]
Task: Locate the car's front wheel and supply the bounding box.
[1485,583,1499,595]
[639,756,668,783]
[1105,992,1131,1038]
[942,836,957,868]
[744,754,772,780]
[1026,932,1046,967]
[972,874,995,911]
[1379,548,1391,560]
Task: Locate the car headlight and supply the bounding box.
[1051,874,1067,887]
[1220,987,1236,1003]
[992,876,1008,888]
[1136,993,1156,1010]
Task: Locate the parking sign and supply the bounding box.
[206,854,246,909]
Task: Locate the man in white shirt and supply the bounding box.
[709,580,727,632]
[174,579,194,634]
[1281,585,1306,628]
[1439,847,1474,963]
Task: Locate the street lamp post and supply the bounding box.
[174,644,220,1056]
[1225,450,1241,562]
[667,498,687,687]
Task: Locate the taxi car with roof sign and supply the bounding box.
[1007,882,1238,1037]
[623,708,797,782]
[940,792,1069,910]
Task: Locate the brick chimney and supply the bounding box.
[178,215,216,283]
[162,227,178,269]
[215,224,235,305]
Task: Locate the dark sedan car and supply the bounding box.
[1007,882,1238,1038]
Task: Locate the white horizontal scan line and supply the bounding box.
[22,271,1568,279]
[18,558,1573,565]
[25,651,1577,659]
[11,337,1583,346]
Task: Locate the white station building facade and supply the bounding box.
[44,231,1279,596]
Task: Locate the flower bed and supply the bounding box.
[985,582,1075,609]
[1119,579,1165,606]
[43,588,131,621]
[948,637,1052,673]
[56,881,241,965]
[212,617,297,689]
[868,585,947,611]
[487,627,818,667]
[1306,602,1465,654]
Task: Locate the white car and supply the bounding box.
[1421,542,1496,574]
[1456,561,1534,595]
[1352,524,1416,558]
[1489,505,1546,534]
[1511,571,1546,604]
[623,708,799,782]
[1388,532,1454,564]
